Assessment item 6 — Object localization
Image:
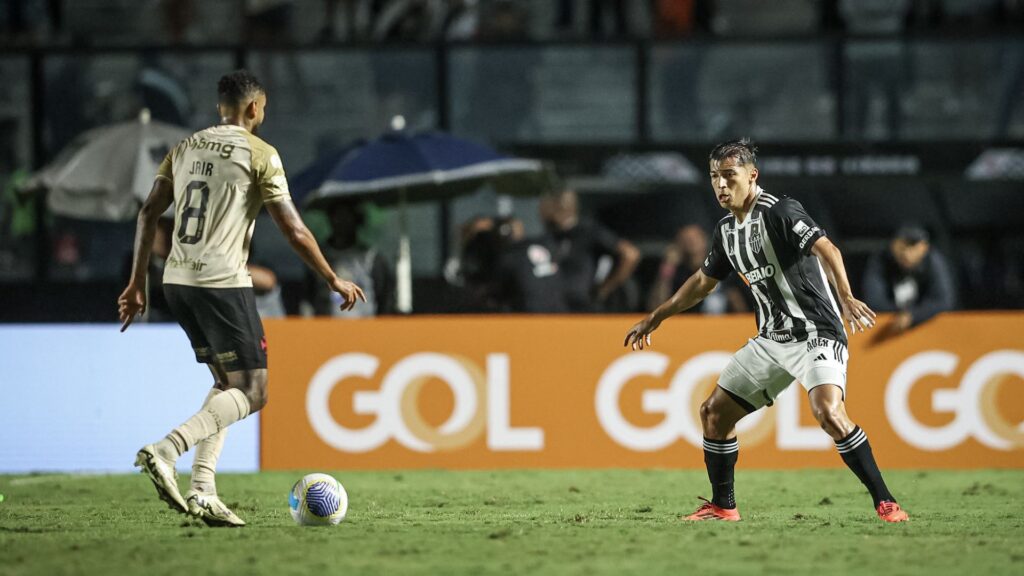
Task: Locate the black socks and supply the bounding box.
[836,426,895,506]
[703,437,739,509]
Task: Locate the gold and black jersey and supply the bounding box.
[156,125,290,288]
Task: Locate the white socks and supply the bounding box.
[191,388,227,494]
[156,388,250,461]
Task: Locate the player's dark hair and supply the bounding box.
[710,138,758,168]
[217,70,264,106]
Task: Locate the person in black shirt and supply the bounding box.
[863,224,955,335]
[494,217,568,314]
[625,139,907,524]
[540,189,640,312]
[459,216,567,313]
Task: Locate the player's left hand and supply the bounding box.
[841,297,876,334]
[117,284,146,332]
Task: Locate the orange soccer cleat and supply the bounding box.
[876,501,909,523]
[683,497,741,522]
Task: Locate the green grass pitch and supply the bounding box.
[1,469,1022,575]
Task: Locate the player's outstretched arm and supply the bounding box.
[265,198,366,312]
[811,236,876,334]
[624,269,718,350]
[118,178,174,332]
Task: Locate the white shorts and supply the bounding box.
[718,336,848,412]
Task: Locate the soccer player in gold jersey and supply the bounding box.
[118,70,365,527]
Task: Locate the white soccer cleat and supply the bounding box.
[186,490,246,527]
[134,444,187,514]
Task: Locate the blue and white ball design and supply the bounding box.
[288,473,348,526]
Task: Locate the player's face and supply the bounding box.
[709,157,758,212]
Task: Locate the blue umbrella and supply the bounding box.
[288,143,361,207]
[304,130,544,207]
[301,129,546,312]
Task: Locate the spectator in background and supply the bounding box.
[452,214,502,311]
[862,223,956,335]
[454,215,567,313]
[540,189,640,312]
[493,216,568,313]
[647,224,749,314]
[0,162,33,278]
[308,202,394,317]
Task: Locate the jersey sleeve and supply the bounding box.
[252,142,291,205]
[770,198,825,256]
[155,149,174,182]
[701,223,733,280]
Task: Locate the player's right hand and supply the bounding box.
[331,278,367,312]
[624,315,661,350]
[117,284,146,332]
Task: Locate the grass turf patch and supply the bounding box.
[1,469,1022,575]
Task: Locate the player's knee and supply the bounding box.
[700,399,723,433]
[247,387,268,412]
[812,404,848,436]
[228,370,268,412]
[246,376,269,412]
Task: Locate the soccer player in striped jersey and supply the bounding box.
[624,139,908,523]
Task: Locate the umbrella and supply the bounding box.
[288,142,360,207]
[24,109,191,222]
[303,128,547,313]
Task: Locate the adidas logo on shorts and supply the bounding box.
[814,353,827,362]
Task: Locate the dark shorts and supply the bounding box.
[164,284,267,371]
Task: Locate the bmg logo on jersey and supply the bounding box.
[885,350,1024,451]
[305,353,543,453]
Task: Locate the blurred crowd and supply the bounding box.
[0,0,1019,327]
[2,0,1022,46]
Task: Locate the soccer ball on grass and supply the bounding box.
[288,473,348,526]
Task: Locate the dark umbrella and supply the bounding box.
[302,129,546,312]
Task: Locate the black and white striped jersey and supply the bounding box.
[701,189,846,344]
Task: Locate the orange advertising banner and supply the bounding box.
[261,313,1024,470]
